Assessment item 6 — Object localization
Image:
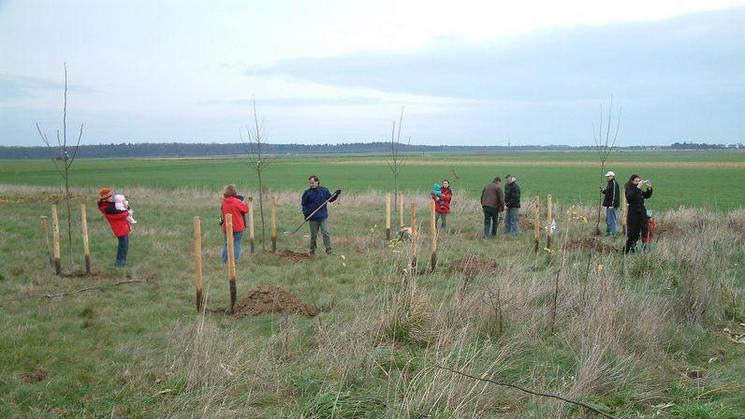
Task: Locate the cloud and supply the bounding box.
[249,7,745,103]
[0,74,98,101]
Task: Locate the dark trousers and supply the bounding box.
[116,235,129,267]
[624,217,649,254]
[482,206,500,237]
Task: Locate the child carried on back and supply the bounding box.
[113,194,137,225]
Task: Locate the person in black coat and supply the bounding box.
[504,175,521,235]
[600,171,621,236]
[624,174,653,253]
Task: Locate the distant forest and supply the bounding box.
[0,141,742,159]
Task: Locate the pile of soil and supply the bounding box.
[563,238,618,253]
[655,222,682,238]
[19,368,49,383]
[233,286,319,318]
[448,256,506,278]
[277,250,312,262]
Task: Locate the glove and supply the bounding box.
[334,189,342,196]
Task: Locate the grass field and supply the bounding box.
[1,151,744,210]
[1,152,745,417]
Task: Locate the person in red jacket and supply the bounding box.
[97,187,131,267]
[221,184,249,263]
[431,179,452,229]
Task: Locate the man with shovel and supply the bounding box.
[301,175,341,256]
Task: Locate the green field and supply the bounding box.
[1,152,745,417]
[1,151,744,210]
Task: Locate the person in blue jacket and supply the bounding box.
[301,175,340,255]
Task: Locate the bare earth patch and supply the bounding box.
[563,238,618,253]
[19,368,49,383]
[234,286,319,318]
[448,256,507,278]
[277,250,312,262]
[655,222,682,238]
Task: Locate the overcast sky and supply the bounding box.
[1,0,744,146]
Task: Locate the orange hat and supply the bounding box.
[99,187,113,199]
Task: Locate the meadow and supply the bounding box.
[1,151,745,417]
[1,150,744,210]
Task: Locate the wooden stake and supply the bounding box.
[226,214,237,315]
[271,194,277,252]
[193,216,204,313]
[398,192,404,228]
[80,204,91,275]
[385,193,391,241]
[410,201,417,236]
[248,196,255,253]
[51,204,61,275]
[410,201,417,279]
[40,216,53,267]
[546,194,553,249]
[533,196,540,253]
[430,201,437,272]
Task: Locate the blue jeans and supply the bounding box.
[482,206,500,237]
[222,231,244,263]
[605,207,617,236]
[116,235,129,267]
[504,207,520,235]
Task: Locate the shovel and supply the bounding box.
[284,189,341,235]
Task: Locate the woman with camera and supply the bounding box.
[623,174,653,253]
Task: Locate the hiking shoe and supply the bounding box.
[326,249,334,255]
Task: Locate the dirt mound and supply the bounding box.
[563,238,618,253]
[448,256,506,278]
[278,250,312,262]
[19,368,49,383]
[655,222,682,237]
[520,218,535,231]
[234,286,319,318]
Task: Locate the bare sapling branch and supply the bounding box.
[35,63,85,268]
[243,95,271,251]
[593,96,622,237]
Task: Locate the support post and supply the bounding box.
[398,192,404,228]
[248,196,255,253]
[430,201,437,272]
[226,214,237,315]
[271,194,277,252]
[193,216,204,313]
[40,216,53,267]
[546,194,553,249]
[410,202,417,279]
[80,204,91,275]
[385,193,391,241]
[410,201,417,236]
[51,204,61,275]
[533,196,540,253]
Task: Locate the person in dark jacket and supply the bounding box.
[504,175,521,236]
[97,187,131,267]
[301,175,340,255]
[431,179,452,229]
[221,184,249,262]
[600,171,621,237]
[480,177,504,238]
[623,174,653,253]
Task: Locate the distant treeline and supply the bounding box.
[0,141,742,159]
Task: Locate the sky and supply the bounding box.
[1,0,744,146]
